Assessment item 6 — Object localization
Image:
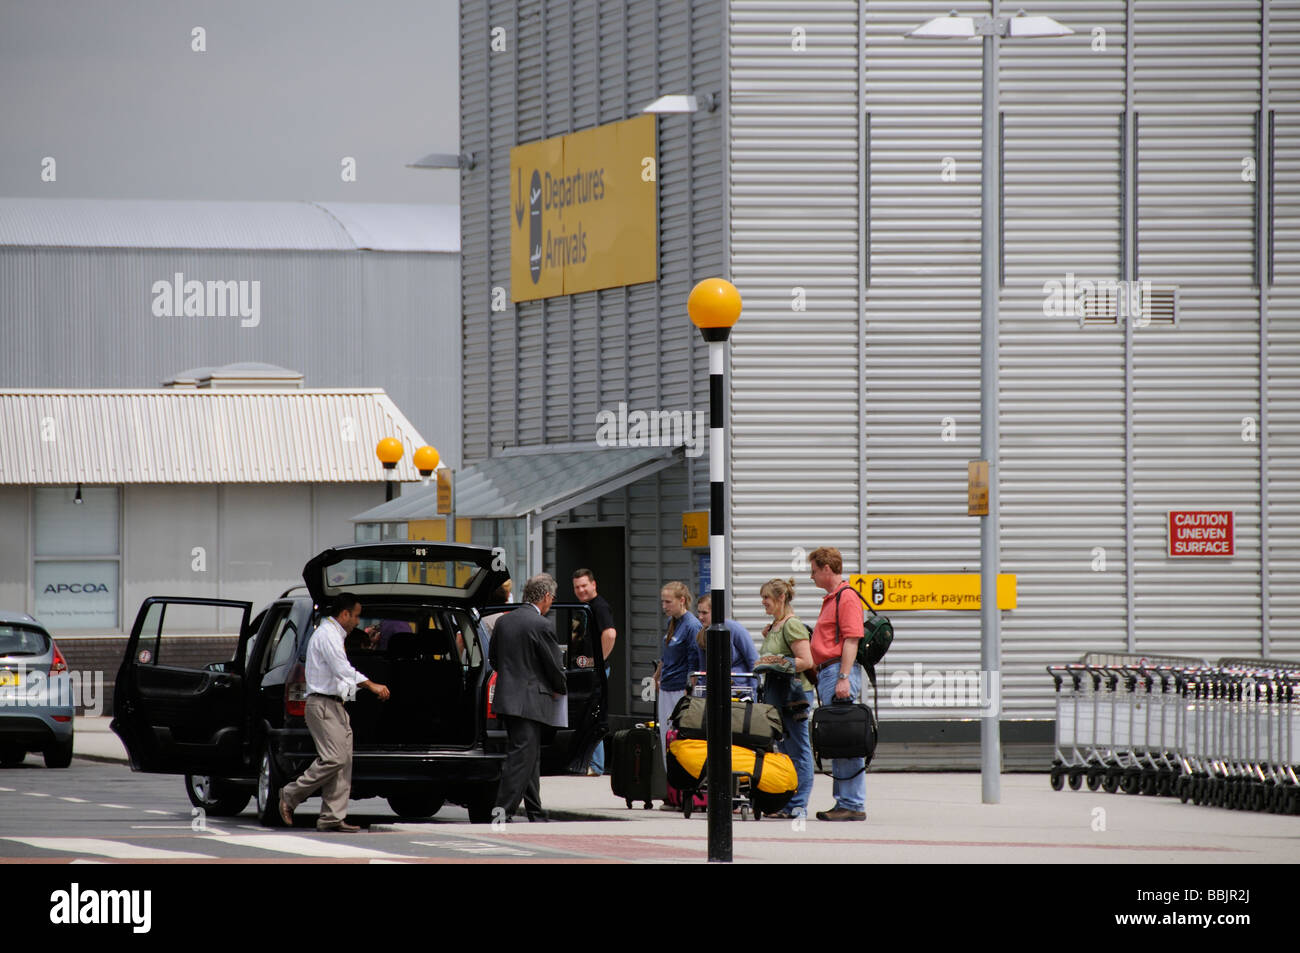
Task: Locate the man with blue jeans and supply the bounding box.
[808,546,866,821]
[573,569,617,775]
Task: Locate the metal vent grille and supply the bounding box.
[1077,283,1179,327]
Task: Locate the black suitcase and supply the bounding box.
[811,699,878,765]
[610,725,666,809]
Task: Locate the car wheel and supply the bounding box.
[387,795,445,819]
[43,736,74,769]
[186,774,251,816]
[255,749,289,827]
[0,743,26,766]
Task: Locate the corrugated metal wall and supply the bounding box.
[460,0,724,716]
[729,0,866,633]
[1131,2,1263,660]
[0,248,461,467]
[730,0,1294,721]
[1268,2,1299,656]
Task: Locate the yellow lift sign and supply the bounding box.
[848,573,1017,611]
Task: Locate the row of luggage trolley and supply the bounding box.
[1048,652,1300,814]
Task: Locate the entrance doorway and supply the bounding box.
[555,525,627,717]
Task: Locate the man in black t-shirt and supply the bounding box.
[572,568,617,776]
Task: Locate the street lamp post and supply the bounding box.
[687,277,742,864]
[906,8,1071,805]
[376,437,404,502]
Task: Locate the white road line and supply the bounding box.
[0,787,13,792]
[368,859,409,864]
[70,859,106,864]
[3,837,215,860]
[411,839,536,857]
[98,804,130,810]
[59,796,88,803]
[24,792,51,797]
[142,809,172,815]
[217,834,411,859]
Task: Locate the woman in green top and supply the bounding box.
[756,577,815,818]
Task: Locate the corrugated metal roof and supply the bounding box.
[0,389,430,484]
[352,446,681,521]
[311,202,459,252]
[0,198,459,252]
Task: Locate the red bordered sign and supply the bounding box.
[1167,511,1234,557]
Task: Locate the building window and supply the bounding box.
[471,518,527,584]
[33,487,121,630]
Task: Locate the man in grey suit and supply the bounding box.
[489,572,567,822]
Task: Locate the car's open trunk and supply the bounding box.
[342,605,482,750]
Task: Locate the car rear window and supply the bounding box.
[0,625,50,657]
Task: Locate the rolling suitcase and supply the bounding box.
[610,724,666,809]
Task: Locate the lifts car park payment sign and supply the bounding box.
[849,573,1017,611]
[510,115,657,301]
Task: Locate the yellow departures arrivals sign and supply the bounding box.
[849,573,1017,611]
[510,115,657,301]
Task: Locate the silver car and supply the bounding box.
[0,611,75,768]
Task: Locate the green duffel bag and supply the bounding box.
[669,695,784,752]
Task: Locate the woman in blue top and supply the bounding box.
[652,580,701,763]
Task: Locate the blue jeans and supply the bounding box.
[588,667,611,774]
[816,664,865,812]
[778,685,815,813]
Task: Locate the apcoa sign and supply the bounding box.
[849,573,1017,612]
[510,115,657,301]
[1167,511,1234,557]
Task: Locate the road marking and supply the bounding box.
[70,859,106,864]
[368,859,409,864]
[411,839,536,857]
[23,792,50,797]
[98,804,130,810]
[59,797,88,803]
[3,837,215,860]
[143,809,172,815]
[217,834,411,859]
[0,787,13,792]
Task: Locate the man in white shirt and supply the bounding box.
[279,592,390,832]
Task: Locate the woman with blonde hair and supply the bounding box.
[652,581,701,765]
[756,577,815,818]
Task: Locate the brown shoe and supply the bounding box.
[317,820,362,832]
[278,795,294,826]
[815,807,866,822]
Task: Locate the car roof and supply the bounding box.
[0,610,44,629]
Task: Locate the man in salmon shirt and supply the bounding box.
[808,546,866,821]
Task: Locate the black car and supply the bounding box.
[111,542,606,824]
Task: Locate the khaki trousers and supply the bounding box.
[280,695,353,826]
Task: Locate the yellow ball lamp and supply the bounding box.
[413,445,440,477]
[687,278,742,341]
[375,437,404,471]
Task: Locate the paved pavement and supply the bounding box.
[43,716,1295,863]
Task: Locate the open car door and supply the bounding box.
[111,597,253,775]
[481,601,607,774]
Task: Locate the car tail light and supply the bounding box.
[486,671,498,722]
[49,642,68,676]
[286,662,307,718]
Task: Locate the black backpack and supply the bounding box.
[833,586,895,704]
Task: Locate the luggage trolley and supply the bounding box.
[673,671,767,821]
[1049,652,1207,795]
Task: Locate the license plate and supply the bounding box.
[0,671,20,688]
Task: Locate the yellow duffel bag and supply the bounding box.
[668,738,797,796]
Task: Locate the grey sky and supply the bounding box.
[0,0,460,204]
